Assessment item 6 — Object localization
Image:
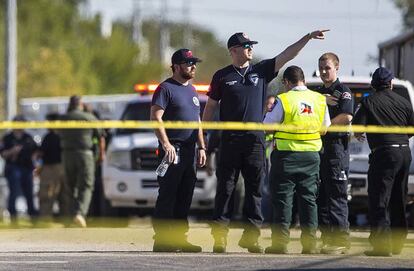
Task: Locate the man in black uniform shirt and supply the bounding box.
[353,67,414,257]
[202,30,329,253]
[316,53,353,254]
[0,115,38,225]
[151,48,207,252]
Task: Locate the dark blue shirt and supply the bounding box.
[152,78,200,144]
[0,132,37,169]
[207,58,277,137]
[315,78,354,139]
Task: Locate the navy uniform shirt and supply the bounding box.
[315,78,354,139]
[353,88,414,149]
[152,78,200,144]
[207,58,277,139]
[0,132,37,169]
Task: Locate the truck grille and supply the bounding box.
[131,148,159,170]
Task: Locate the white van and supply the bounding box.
[306,76,414,226]
[102,89,216,214]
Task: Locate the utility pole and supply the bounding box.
[132,0,144,44]
[182,0,192,49]
[159,0,170,66]
[5,0,17,120]
[133,0,149,63]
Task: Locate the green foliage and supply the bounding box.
[394,0,414,28]
[0,0,229,107]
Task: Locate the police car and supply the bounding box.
[102,84,216,213]
[306,76,414,226]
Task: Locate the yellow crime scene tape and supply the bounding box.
[1,120,414,134]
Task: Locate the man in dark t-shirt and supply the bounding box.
[36,113,70,220]
[353,67,414,256]
[150,48,207,253]
[0,115,38,225]
[202,30,329,253]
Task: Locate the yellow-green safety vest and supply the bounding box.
[275,89,326,152]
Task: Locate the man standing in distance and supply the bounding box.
[317,53,353,254]
[202,30,329,253]
[151,49,207,252]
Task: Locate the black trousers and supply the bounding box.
[318,138,350,246]
[367,146,411,251]
[212,133,265,240]
[153,143,197,239]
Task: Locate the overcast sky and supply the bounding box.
[87,0,403,77]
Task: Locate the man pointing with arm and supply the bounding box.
[202,29,329,253]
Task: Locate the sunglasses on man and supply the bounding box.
[239,43,254,49]
[180,61,197,67]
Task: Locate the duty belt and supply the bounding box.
[371,144,409,153]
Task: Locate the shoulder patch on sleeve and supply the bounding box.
[341,92,352,100]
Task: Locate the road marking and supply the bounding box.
[0,261,68,264]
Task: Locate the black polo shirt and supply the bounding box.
[152,78,200,144]
[0,131,37,169]
[40,131,62,165]
[207,58,277,138]
[353,88,414,149]
[315,78,354,139]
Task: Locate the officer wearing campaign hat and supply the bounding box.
[202,29,329,253]
[353,67,414,256]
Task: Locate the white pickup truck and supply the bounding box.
[307,76,414,226]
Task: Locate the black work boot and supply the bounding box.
[238,234,264,253]
[213,236,227,253]
[265,244,288,254]
[153,241,180,252]
[178,238,202,253]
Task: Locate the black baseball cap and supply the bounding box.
[227,32,258,49]
[371,67,394,86]
[171,49,202,65]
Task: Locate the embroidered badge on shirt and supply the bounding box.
[341,92,352,100]
[248,73,259,86]
[225,80,238,86]
[193,97,200,106]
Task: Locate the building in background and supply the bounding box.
[379,29,414,84]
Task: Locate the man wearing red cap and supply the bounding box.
[151,48,207,252]
[202,30,329,253]
[353,67,414,256]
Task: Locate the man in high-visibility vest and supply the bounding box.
[263,66,331,254]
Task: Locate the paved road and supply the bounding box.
[0,221,413,270]
[0,252,413,271]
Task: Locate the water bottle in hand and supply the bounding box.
[155,155,170,177]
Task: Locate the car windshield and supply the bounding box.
[115,100,206,135]
[116,102,152,135]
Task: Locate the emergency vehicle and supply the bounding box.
[306,76,414,226]
[102,84,216,214]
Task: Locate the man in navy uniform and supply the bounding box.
[316,52,353,254]
[353,67,414,256]
[202,30,329,253]
[151,48,207,252]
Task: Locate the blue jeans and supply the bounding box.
[5,164,37,218]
